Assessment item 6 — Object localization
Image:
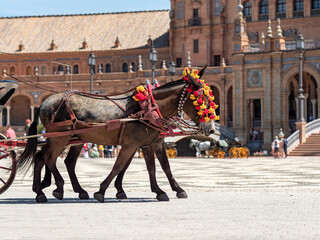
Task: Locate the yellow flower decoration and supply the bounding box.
[136,85,146,92]
[190,94,196,100]
[132,96,138,101]
[204,85,210,90]
[200,103,206,109]
[197,110,204,116]
[204,90,210,96]
[193,100,199,106]
[183,67,191,77]
[209,107,214,114]
[200,79,205,84]
[204,115,210,122]
[214,115,220,121]
[191,72,200,79]
[209,96,215,101]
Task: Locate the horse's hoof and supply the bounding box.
[52,191,63,200]
[79,192,90,200]
[41,181,51,189]
[156,193,169,201]
[94,192,105,203]
[36,194,48,203]
[177,191,188,198]
[116,191,127,199]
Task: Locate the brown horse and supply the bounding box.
[17,72,216,203]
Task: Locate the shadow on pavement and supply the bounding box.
[0,197,159,204]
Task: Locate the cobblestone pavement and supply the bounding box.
[1,156,320,239]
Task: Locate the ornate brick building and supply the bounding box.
[1,1,320,150]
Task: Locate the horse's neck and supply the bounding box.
[152,84,184,118]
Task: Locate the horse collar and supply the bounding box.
[177,83,189,117]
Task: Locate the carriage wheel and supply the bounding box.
[0,149,17,195]
[217,150,225,159]
[167,148,177,158]
[229,147,240,158]
[239,147,250,159]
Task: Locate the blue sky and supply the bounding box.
[0,0,170,17]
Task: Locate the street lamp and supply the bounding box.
[169,60,176,82]
[88,52,96,93]
[296,32,305,122]
[149,41,157,84]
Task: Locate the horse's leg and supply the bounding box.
[155,139,187,199]
[41,165,52,189]
[64,144,89,199]
[33,150,48,202]
[114,157,134,199]
[141,144,169,201]
[94,145,137,203]
[43,137,70,201]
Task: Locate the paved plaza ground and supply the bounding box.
[1,155,320,239]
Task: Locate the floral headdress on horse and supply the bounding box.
[182,67,219,122]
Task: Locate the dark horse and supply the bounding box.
[17,72,216,203]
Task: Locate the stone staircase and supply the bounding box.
[289,132,320,156]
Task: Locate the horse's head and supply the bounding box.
[182,67,217,136]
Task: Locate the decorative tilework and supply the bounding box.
[276,76,280,120]
[283,58,298,62]
[266,76,270,120]
[225,67,233,73]
[235,70,240,126]
[248,69,263,87]
[244,59,269,64]
[282,63,295,73]
[233,61,242,65]
[308,62,320,71]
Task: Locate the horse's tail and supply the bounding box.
[16,109,40,171]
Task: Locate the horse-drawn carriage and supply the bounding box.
[0,67,218,202]
[189,137,250,159]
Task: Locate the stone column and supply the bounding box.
[6,106,11,126]
[296,122,307,144]
[295,97,299,120]
[31,106,35,122]
[0,111,2,126]
[311,99,317,120]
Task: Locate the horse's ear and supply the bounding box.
[187,73,202,89]
[198,65,207,79]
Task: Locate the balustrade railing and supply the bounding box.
[287,118,320,152]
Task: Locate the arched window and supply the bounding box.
[312,0,320,16]
[73,65,79,74]
[294,0,304,11]
[276,0,286,18]
[312,0,320,9]
[106,63,111,73]
[259,0,269,20]
[243,1,252,22]
[58,65,64,72]
[9,66,15,74]
[122,63,128,73]
[26,66,32,75]
[293,0,304,17]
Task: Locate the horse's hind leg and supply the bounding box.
[142,144,169,201]
[43,137,70,201]
[155,139,187,199]
[64,144,89,199]
[94,145,137,203]
[33,150,48,202]
[114,157,133,199]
